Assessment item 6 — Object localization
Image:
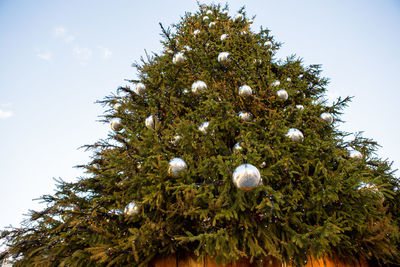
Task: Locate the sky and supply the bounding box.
[0,0,399,231]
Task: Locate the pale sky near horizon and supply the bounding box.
[0,0,399,232]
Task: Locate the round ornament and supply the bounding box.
[233,142,242,152]
[124,202,139,216]
[254,59,262,65]
[260,162,266,168]
[286,128,304,142]
[296,105,304,111]
[264,41,273,48]
[198,121,209,134]
[271,80,280,87]
[135,83,146,95]
[203,16,209,21]
[170,135,182,145]
[93,163,101,170]
[113,103,121,111]
[232,164,262,191]
[349,150,362,160]
[238,85,252,96]
[145,115,156,130]
[193,29,201,36]
[172,52,186,65]
[234,13,244,21]
[191,80,207,93]
[209,22,216,28]
[286,77,292,82]
[220,34,228,42]
[238,111,253,122]
[182,88,189,94]
[277,89,288,101]
[320,112,334,124]
[217,52,230,64]
[168,158,187,176]
[206,10,213,15]
[111,119,123,132]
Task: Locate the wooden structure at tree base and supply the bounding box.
[149,254,369,267]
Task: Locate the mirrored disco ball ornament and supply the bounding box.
[220,34,228,41]
[277,89,288,101]
[209,22,216,28]
[198,121,209,134]
[111,119,123,132]
[191,80,207,93]
[238,85,252,96]
[264,41,273,48]
[206,10,213,15]
[233,142,242,152]
[286,128,304,142]
[135,83,146,95]
[234,13,244,21]
[172,52,187,65]
[232,164,262,191]
[349,150,362,160]
[193,29,201,36]
[296,105,304,111]
[271,80,280,87]
[217,52,230,64]
[124,202,139,216]
[145,115,156,130]
[168,158,187,176]
[238,111,253,122]
[320,112,334,124]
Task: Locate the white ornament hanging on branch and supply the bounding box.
[206,10,213,15]
[217,52,230,64]
[238,111,253,122]
[220,34,228,42]
[172,52,187,65]
[232,164,262,191]
[203,16,209,21]
[238,85,252,96]
[277,89,288,101]
[198,121,209,134]
[286,128,304,142]
[124,202,139,216]
[145,115,156,130]
[209,22,216,28]
[271,80,280,87]
[191,80,207,93]
[320,112,334,124]
[349,150,362,160]
[234,13,244,22]
[168,158,187,176]
[135,83,146,95]
[296,105,304,111]
[111,119,123,132]
[193,29,201,36]
[233,142,242,152]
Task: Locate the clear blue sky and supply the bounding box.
[0,0,399,230]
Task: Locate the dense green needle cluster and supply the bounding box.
[1,3,400,267]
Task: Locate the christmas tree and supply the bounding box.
[1,3,399,266]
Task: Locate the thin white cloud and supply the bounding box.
[53,26,75,43]
[73,46,92,64]
[99,46,112,59]
[37,51,52,61]
[0,103,13,108]
[0,109,13,119]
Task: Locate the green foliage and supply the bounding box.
[1,3,400,266]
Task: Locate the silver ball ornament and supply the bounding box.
[217,52,230,64]
[286,77,292,82]
[198,121,209,134]
[124,202,139,216]
[172,52,187,65]
[220,34,228,42]
[170,135,182,145]
[182,88,189,94]
[320,112,334,124]
[238,111,253,122]
[233,142,242,152]
[349,150,362,160]
[168,158,187,176]
[203,16,209,21]
[296,105,304,111]
[206,10,213,15]
[264,41,273,48]
[286,128,304,142]
[191,80,207,93]
[111,119,123,132]
[271,80,280,87]
[135,82,146,95]
[238,85,252,96]
[145,115,156,130]
[209,22,216,28]
[183,45,192,52]
[254,59,262,65]
[260,162,266,168]
[232,164,262,191]
[234,13,244,21]
[277,89,288,101]
[193,29,201,36]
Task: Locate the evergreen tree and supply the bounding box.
[1,3,399,266]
